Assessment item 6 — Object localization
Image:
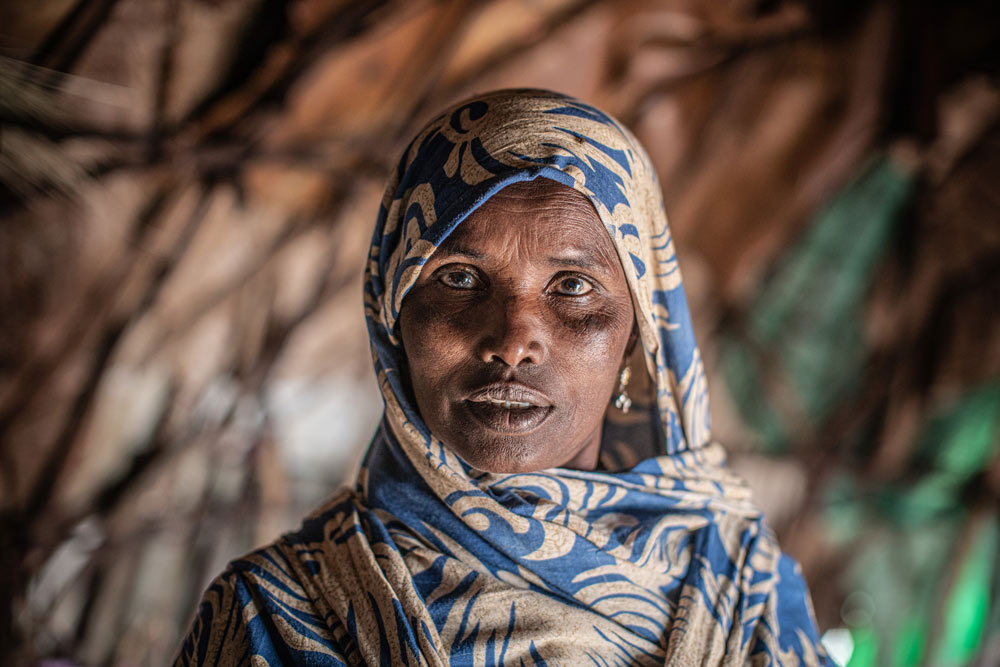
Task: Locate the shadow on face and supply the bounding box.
[399,178,637,473]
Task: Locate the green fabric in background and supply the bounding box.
[720,154,915,452]
[880,383,1000,527]
[935,518,997,665]
[823,382,1000,666]
[720,151,1000,666]
[847,627,878,667]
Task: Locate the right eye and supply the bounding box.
[439,269,481,290]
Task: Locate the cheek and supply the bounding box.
[554,298,634,354]
[551,299,634,402]
[409,313,470,359]
[399,298,471,386]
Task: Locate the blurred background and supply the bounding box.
[1,0,998,664]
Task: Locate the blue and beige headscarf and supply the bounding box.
[176,89,829,666]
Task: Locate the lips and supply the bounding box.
[466,382,552,406]
[464,382,554,433]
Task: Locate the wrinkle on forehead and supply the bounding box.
[438,179,622,276]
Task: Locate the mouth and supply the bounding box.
[463,382,554,433]
[480,398,534,409]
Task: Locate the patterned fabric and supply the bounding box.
[175,89,829,666]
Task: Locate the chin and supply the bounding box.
[452,437,554,474]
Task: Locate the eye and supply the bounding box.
[552,275,594,296]
[439,268,481,290]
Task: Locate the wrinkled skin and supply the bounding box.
[399,179,636,473]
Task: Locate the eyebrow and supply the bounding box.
[433,245,486,260]
[544,248,612,272]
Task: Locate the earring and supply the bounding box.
[614,366,632,414]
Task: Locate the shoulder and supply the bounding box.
[744,551,833,666]
[173,491,361,667]
[171,544,296,666]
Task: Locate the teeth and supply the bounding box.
[485,398,533,409]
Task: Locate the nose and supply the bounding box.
[477,293,548,366]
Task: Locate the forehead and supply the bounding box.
[439,180,619,263]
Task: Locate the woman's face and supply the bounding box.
[399,179,636,473]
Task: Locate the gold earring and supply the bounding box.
[614,366,632,414]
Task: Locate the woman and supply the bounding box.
[175,89,829,665]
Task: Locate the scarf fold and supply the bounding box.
[175,89,829,666]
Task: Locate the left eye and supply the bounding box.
[553,276,594,296]
[440,269,480,290]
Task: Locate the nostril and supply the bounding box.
[488,353,506,366]
[477,297,548,366]
[482,338,544,367]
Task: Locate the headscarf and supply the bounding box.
[176,89,829,666]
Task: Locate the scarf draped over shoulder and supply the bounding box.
[175,89,830,666]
